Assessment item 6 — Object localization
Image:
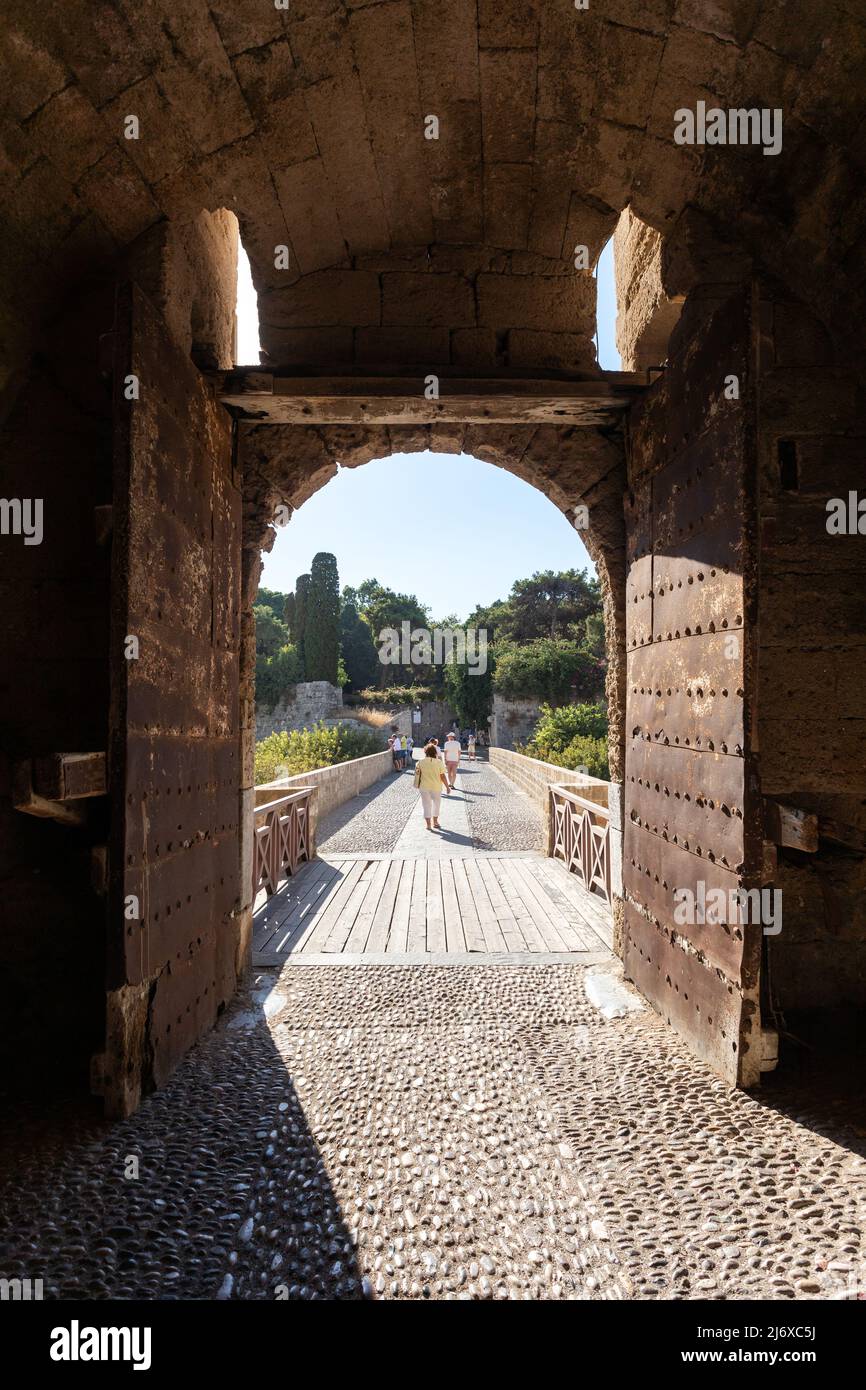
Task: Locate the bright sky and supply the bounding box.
[235,239,621,619]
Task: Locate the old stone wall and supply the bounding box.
[490,746,609,817]
[125,210,238,371]
[257,248,598,375]
[613,207,682,371]
[255,749,393,833]
[255,681,343,741]
[3,0,864,1110]
[755,286,866,1011]
[389,699,459,743]
[5,2,865,410]
[490,694,541,750]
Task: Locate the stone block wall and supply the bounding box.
[258,252,600,375]
[126,210,238,371]
[613,207,682,371]
[490,694,540,750]
[255,681,344,741]
[255,749,393,838]
[489,747,609,819]
[755,287,866,1011]
[389,699,460,743]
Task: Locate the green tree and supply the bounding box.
[293,572,311,676]
[254,643,302,708]
[493,637,603,703]
[584,610,607,661]
[305,552,341,683]
[340,594,380,690]
[465,596,511,639]
[442,631,494,730]
[256,586,290,617]
[254,603,290,658]
[353,578,430,688]
[283,591,296,637]
[499,569,600,641]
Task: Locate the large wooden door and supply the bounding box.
[622,287,763,1087]
[104,284,242,1116]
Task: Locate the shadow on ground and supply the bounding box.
[0,974,360,1300]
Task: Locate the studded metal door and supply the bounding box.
[106,284,241,1116]
[622,287,763,1087]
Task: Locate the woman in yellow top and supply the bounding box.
[414,742,451,830]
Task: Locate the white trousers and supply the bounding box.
[420,789,441,819]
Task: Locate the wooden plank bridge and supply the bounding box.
[254,851,613,967]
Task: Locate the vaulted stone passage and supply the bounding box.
[1,1,865,1113]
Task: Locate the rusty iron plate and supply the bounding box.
[626,740,745,869]
[626,632,745,756]
[622,901,755,1085]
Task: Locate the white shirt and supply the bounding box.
[444,737,460,762]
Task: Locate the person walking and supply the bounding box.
[443,730,461,788]
[467,729,476,761]
[414,743,450,830]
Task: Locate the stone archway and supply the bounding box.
[235,414,632,955]
[239,419,629,772]
[2,0,866,1113]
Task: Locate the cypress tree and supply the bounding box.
[293,573,311,678]
[283,592,296,640]
[305,553,340,683]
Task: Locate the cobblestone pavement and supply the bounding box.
[317,758,544,858]
[1,963,863,1301]
[316,766,417,854]
[458,758,544,853]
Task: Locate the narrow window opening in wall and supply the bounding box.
[778,439,799,491]
[594,237,621,371]
[235,233,262,366]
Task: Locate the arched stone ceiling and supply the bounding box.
[3,0,865,376]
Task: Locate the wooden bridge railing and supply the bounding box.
[253,787,313,901]
[549,783,611,904]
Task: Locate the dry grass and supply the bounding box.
[348,707,395,730]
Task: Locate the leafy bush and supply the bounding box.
[254,644,302,709]
[493,638,603,703]
[521,701,610,779]
[254,603,290,657]
[528,701,608,750]
[347,684,436,707]
[556,734,610,780]
[254,721,385,785]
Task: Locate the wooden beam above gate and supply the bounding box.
[211,368,653,427]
